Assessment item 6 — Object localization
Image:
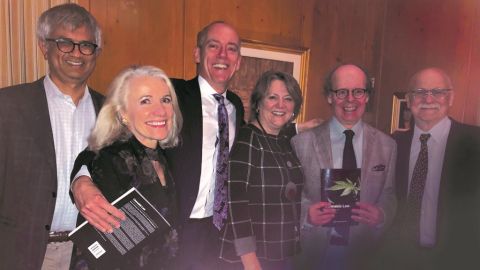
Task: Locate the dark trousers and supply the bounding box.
[175,217,221,270]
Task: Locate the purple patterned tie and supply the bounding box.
[213,94,229,230]
[406,133,430,243]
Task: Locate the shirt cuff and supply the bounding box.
[234,236,257,256]
[70,165,92,191]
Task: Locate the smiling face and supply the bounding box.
[39,25,99,89]
[257,79,295,135]
[194,23,241,93]
[407,68,454,131]
[122,76,174,149]
[327,65,369,129]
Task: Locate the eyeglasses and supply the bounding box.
[409,88,451,99]
[331,88,367,99]
[45,38,98,55]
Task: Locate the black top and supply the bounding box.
[75,136,178,270]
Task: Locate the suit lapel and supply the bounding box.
[185,78,204,139]
[89,88,104,115]
[361,124,375,187]
[29,79,56,173]
[395,129,414,200]
[315,122,333,167]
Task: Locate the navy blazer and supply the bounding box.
[167,77,245,224]
[390,119,480,269]
[0,78,104,270]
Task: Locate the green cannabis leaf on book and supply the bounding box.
[326,178,360,197]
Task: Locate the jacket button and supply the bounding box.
[52,192,56,198]
[45,225,50,231]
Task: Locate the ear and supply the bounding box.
[38,40,49,60]
[194,47,201,64]
[327,94,333,104]
[406,94,412,109]
[234,55,242,71]
[94,47,103,57]
[365,95,370,103]
[448,91,454,107]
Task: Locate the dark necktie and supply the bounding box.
[213,94,229,230]
[330,129,357,245]
[342,129,357,169]
[406,133,430,243]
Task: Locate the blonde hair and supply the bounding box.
[88,65,182,151]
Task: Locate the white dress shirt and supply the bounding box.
[189,76,236,218]
[44,75,96,231]
[409,116,451,247]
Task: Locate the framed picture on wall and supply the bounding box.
[228,39,310,122]
[390,92,412,133]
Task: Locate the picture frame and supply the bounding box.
[390,92,412,133]
[228,39,310,122]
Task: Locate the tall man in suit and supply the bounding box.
[381,68,480,270]
[292,64,397,270]
[0,4,104,270]
[71,21,244,270]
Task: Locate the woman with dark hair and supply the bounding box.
[220,70,304,270]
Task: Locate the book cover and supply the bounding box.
[68,187,171,269]
[320,168,361,227]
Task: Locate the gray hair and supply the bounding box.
[250,70,303,122]
[36,3,102,47]
[88,66,183,151]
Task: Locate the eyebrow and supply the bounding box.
[206,39,239,48]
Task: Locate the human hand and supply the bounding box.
[308,201,336,226]
[72,176,126,233]
[351,202,384,226]
[297,118,323,133]
[241,252,262,270]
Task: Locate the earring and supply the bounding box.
[121,117,128,125]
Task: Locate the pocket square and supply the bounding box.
[372,164,386,171]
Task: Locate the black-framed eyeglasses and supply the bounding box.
[409,88,451,99]
[45,38,98,55]
[331,88,367,99]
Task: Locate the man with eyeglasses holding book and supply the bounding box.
[376,67,480,270]
[292,64,397,270]
[0,4,104,269]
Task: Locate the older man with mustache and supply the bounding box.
[379,67,480,270]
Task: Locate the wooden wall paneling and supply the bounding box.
[378,0,479,132]
[80,0,184,94]
[183,0,313,80]
[306,0,386,123]
[466,3,480,125]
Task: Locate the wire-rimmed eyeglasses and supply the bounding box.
[409,88,451,100]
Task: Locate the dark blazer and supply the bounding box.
[387,119,480,269]
[0,78,103,270]
[167,77,244,224]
